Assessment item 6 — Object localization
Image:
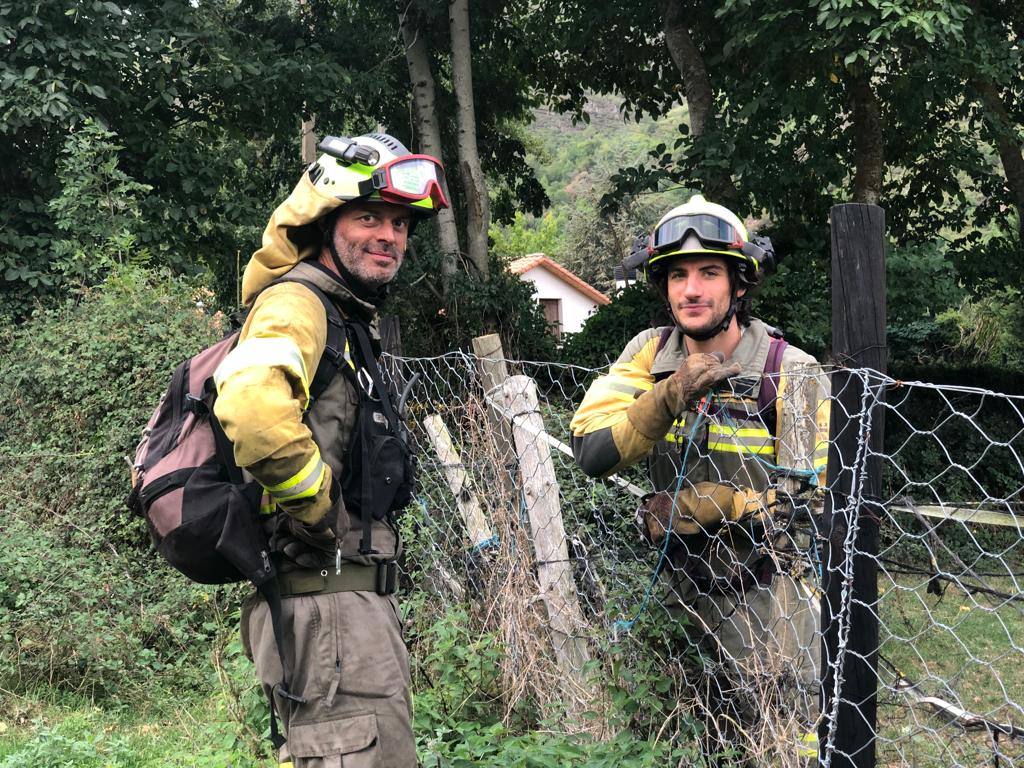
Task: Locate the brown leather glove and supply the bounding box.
[627,351,742,440]
[640,482,740,540]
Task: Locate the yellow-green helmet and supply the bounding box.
[308,132,448,215]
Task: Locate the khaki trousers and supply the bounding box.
[243,590,416,767]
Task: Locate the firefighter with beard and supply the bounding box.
[213,133,448,767]
[570,195,829,764]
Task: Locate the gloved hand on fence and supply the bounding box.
[627,351,741,440]
[639,481,770,540]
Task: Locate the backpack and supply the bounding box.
[126,279,345,586]
[125,278,348,748]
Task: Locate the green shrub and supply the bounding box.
[388,239,557,360]
[0,264,238,696]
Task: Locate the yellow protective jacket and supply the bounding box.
[211,172,399,566]
[569,320,830,507]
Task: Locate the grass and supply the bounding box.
[0,687,273,768]
[876,572,1024,767]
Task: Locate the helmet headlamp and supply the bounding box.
[317,136,380,167]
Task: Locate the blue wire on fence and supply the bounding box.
[612,393,709,637]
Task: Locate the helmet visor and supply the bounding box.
[652,213,741,253]
[372,155,449,209]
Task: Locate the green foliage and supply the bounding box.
[937,285,1024,368]
[47,119,153,292]
[409,598,703,767]
[0,687,267,767]
[0,264,237,695]
[389,237,556,360]
[490,210,567,262]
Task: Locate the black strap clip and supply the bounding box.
[184,393,209,416]
[376,561,398,595]
[274,681,307,705]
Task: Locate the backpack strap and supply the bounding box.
[655,325,674,355]
[757,336,789,434]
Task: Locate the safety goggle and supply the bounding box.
[651,213,743,254]
[370,155,449,209]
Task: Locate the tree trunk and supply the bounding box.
[301,117,316,164]
[298,0,316,165]
[848,69,884,205]
[400,7,462,282]
[660,0,738,206]
[974,77,1024,245]
[449,0,491,279]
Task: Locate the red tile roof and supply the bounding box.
[508,253,610,305]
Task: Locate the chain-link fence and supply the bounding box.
[388,346,1024,768]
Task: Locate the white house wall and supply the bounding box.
[520,266,599,334]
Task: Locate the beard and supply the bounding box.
[675,302,731,338]
[333,235,404,288]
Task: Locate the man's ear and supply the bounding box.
[736,285,747,299]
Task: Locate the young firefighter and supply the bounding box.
[212,133,447,767]
[570,195,830,764]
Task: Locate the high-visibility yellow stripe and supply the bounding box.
[214,336,310,402]
[797,731,818,757]
[708,425,772,439]
[709,441,775,455]
[265,450,325,502]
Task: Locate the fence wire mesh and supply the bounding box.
[388,348,1024,768]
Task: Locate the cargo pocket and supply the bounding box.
[288,713,381,768]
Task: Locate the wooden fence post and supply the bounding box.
[820,203,887,768]
[422,413,495,549]
[500,373,591,675]
[472,333,517,493]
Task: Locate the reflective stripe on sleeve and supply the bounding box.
[214,336,310,401]
[264,450,326,503]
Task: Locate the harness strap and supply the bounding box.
[757,336,788,433]
[346,320,404,555]
[277,278,347,406]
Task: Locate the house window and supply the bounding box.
[539,298,562,339]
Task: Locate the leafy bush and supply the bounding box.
[0,264,238,695]
[388,239,557,360]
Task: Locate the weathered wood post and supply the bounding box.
[820,204,887,768]
[471,333,518,493]
[501,373,591,675]
[422,414,495,549]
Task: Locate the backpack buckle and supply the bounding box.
[184,393,208,415]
